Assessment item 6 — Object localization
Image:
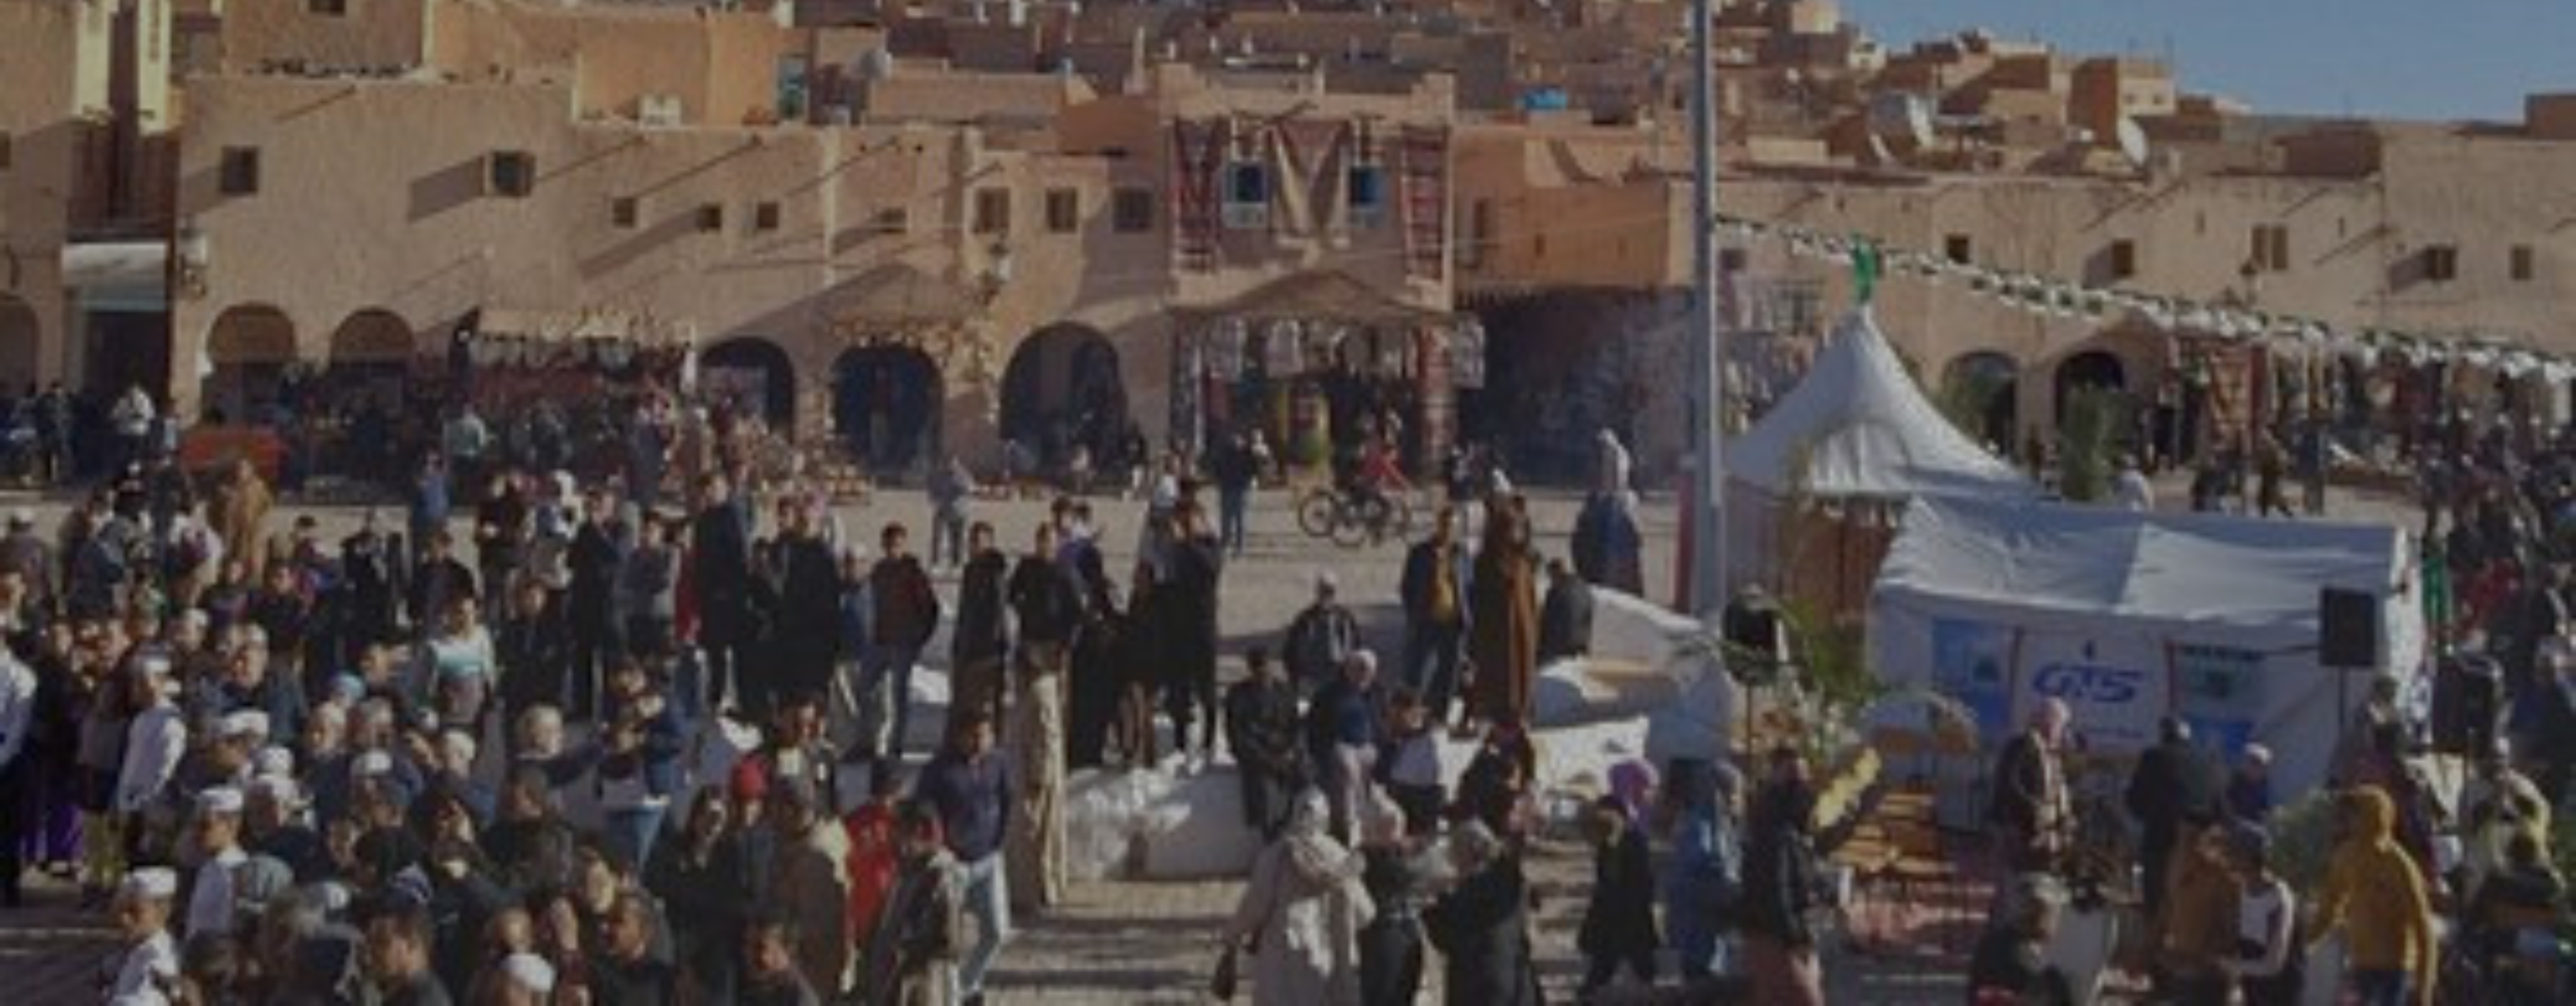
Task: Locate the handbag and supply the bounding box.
[1211,943,1240,1001]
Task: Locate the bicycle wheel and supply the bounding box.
[1296,490,1341,540]
[1332,499,1375,549]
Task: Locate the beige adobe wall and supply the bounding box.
[0,0,120,386]
[430,4,800,127]
[220,0,433,72]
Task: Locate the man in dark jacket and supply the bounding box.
[914,710,1011,1003]
[866,524,940,760]
[950,522,1011,731]
[1160,503,1224,761]
[566,490,629,722]
[2126,717,2223,923]
[1989,698,2074,874]
[764,501,841,713]
[1222,648,1305,840]
[1400,507,1470,727]
[1537,558,1594,666]
[1281,572,1361,697]
[690,475,756,715]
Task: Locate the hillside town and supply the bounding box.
[0,0,2570,1003]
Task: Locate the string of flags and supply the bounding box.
[1713,213,2576,384]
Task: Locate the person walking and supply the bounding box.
[928,458,973,570]
[1990,698,2075,876]
[1662,759,1742,986]
[1003,524,1079,913]
[1467,500,1539,729]
[1536,558,1594,666]
[2307,786,2438,1006]
[1161,503,1224,764]
[865,524,940,762]
[1398,508,1469,729]
[914,710,1011,1004]
[1223,789,1374,1006]
[1423,822,1540,1006]
[766,502,843,712]
[1356,797,1431,1006]
[689,474,757,716]
[1740,747,1826,1006]
[565,490,628,723]
[950,523,1011,730]
[1212,432,1258,557]
[2128,717,2223,925]
[1577,795,1659,996]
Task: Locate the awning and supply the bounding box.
[62,241,167,311]
[1184,270,1447,325]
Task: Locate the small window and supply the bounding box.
[972,189,1011,236]
[2510,244,2534,282]
[754,201,781,232]
[1943,233,1972,265]
[2423,244,2458,282]
[485,151,535,198]
[307,0,346,14]
[611,197,639,229]
[1111,188,1154,233]
[2249,224,2290,272]
[871,207,909,234]
[2107,239,2137,280]
[0,131,12,171]
[1044,188,1079,234]
[1221,162,1270,229]
[219,147,261,195]
[696,204,724,233]
[1347,165,1387,227]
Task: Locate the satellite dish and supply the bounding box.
[1869,93,1935,149]
[855,48,894,83]
[2115,117,2151,168]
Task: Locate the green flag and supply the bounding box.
[1852,237,1881,306]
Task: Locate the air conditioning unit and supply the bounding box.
[637,94,683,127]
[1221,202,1270,230]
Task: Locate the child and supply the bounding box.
[855,800,965,1005]
[1375,688,1445,837]
[1579,795,1660,995]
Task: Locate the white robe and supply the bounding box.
[1225,833,1374,1005]
[186,846,248,938]
[116,703,187,814]
[108,929,177,1004]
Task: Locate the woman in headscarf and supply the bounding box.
[1422,821,1541,1006]
[1466,498,1539,728]
[1741,747,1827,1006]
[1223,788,1374,1005]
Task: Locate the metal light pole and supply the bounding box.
[1688,0,1727,617]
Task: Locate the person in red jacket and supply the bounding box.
[842,768,905,958]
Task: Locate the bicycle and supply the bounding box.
[1296,484,1412,548]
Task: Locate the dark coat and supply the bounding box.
[1740,785,1823,949]
[1423,857,1541,1006]
[1578,824,1659,960]
[1537,577,1594,666]
[689,502,756,644]
[569,520,627,631]
[1004,555,1083,647]
[868,556,941,649]
[1223,677,1305,833]
[952,550,1011,667]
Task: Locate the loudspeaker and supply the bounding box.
[2320,588,2379,667]
[1724,597,1787,665]
[2431,653,2502,756]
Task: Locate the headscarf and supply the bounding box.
[1281,789,1362,888]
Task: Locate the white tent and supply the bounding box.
[1721,308,2034,598]
[1869,495,2424,797]
[1727,308,2032,499]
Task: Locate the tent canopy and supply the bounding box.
[1726,308,2032,500]
[1868,494,2423,796]
[1875,495,2408,642]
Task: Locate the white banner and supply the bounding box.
[2012,633,2168,752]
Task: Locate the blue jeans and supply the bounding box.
[863,643,921,757]
[1220,490,1248,554]
[958,852,1012,998]
[2349,969,2409,1006]
[1404,621,1465,724]
[604,805,666,872]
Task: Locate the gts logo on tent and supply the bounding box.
[2031,664,2144,704]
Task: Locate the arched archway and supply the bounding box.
[2054,350,2128,424]
[205,304,297,424]
[999,325,1127,474]
[833,345,942,478]
[1942,351,2020,450]
[0,296,37,397]
[327,309,416,415]
[699,337,797,428]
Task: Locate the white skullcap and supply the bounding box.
[254,745,295,780]
[354,750,395,777]
[220,710,270,740]
[500,953,557,993]
[197,786,245,816]
[1313,569,1338,592]
[2243,743,2273,765]
[7,508,32,527]
[123,867,179,900]
[128,653,173,679]
[249,775,302,809]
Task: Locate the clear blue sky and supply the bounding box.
[1837,0,2576,121]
